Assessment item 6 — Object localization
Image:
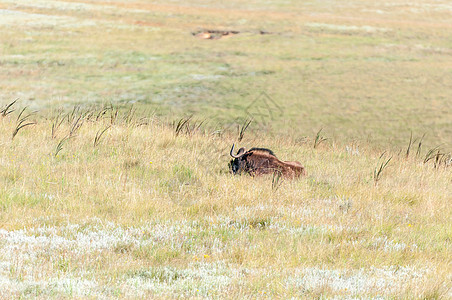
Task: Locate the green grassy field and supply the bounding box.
[0,0,451,298]
[1,0,451,148]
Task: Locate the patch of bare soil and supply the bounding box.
[192,29,275,39]
[192,29,240,40]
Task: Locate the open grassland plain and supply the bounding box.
[0,0,451,147]
[0,105,451,298]
[0,0,451,298]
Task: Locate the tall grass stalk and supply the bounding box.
[94,126,111,147]
[12,107,36,140]
[373,151,392,185]
[0,99,17,117]
[238,119,252,142]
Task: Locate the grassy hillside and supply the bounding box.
[0,105,450,298]
[0,0,451,147]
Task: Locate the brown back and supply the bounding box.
[246,150,306,178]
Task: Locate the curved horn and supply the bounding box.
[230,144,246,158]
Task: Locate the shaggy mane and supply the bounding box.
[249,147,276,157]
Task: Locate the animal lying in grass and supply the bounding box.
[229,144,306,178]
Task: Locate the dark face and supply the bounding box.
[229,158,244,174]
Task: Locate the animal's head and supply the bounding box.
[229,144,247,175]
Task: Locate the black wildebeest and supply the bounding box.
[229,144,306,178]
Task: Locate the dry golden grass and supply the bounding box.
[0,105,450,298]
[0,0,451,297]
